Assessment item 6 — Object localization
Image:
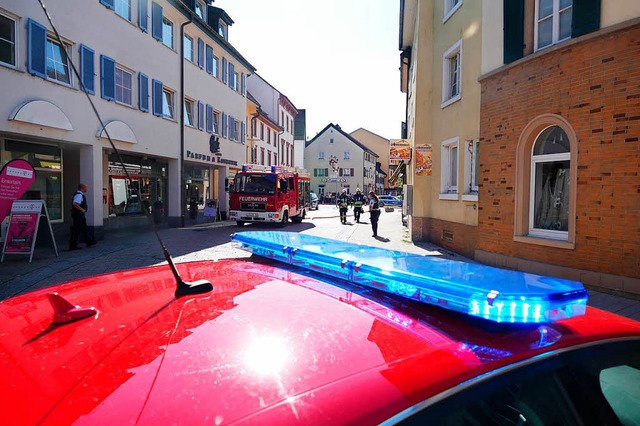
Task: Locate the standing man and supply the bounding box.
[368,191,381,238]
[69,183,97,250]
[337,189,350,224]
[351,188,366,223]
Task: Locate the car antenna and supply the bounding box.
[36,0,212,297]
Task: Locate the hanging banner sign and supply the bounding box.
[0,159,37,223]
[415,144,433,176]
[390,139,411,165]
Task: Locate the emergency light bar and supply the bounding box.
[230,231,588,324]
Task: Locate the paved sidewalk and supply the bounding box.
[1,206,639,321]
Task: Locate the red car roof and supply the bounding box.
[1,259,639,425]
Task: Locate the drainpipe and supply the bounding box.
[180,16,193,227]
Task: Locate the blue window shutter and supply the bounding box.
[100,0,115,10]
[241,73,246,96]
[79,44,95,94]
[241,122,246,143]
[100,55,115,101]
[206,104,213,132]
[222,57,227,83]
[27,19,46,78]
[229,115,234,140]
[197,101,204,130]
[228,63,235,89]
[197,38,204,69]
[152,79,163,116]
[503,0,524,64]
[138,0,148,32]
[206,45,213,74]
[572,0,601,37]
[222,113,227,137]
[139,73,149,112]
[151,2,163,41]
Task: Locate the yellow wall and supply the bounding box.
[409,0,481,226]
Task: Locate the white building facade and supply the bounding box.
[0,0,254,237]
[246,73,297,167]
[304,124,377,200]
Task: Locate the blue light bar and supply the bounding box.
[230,231,588,324]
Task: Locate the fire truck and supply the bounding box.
[229,164,311,226]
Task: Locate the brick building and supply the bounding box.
[477,19,640,295]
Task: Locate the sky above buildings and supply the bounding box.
[215,0,405,140]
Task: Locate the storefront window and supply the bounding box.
[108,154,167,216]
[3,140,63,221]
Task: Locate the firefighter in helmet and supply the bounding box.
[351,188,366,223]
[337,188,350,224]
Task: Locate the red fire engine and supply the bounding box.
[229,164,311,226]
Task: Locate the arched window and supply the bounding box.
[515,115,577,249]
[529,126,570,239]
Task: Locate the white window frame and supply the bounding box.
[528,128,571,240]
[233,120,240,141]
[115,65,133,106]
[162,87,175,119]
[45,36,72,86]
[212,55,219,79]
[184,98,195,127]
[440,137,459,199]
[218,21,228,40]
[535,0,573,51]
[0,12,17,68]
[318,152,324,160]
[114,0,131,21]
[443,0,462,23]
[183,34,194,62]
[162,16,173,49]
[344,151,350,160]
[462,139,479,201]
[442,39,462,108]
[195,0,207,21]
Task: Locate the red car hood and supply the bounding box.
[1,259,639,425]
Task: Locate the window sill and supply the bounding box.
[513,235,575,250]
[462,193,478,202]
[439,193,459,201]
[441,94,461,109]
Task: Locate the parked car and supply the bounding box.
[0,231,638,426]
[378,195,402,207]
[310,191,319,210]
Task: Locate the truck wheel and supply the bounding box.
[236,221,245,227]
[279,211,288,227]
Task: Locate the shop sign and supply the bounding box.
[1,200,58,263]
[415,144,433,176]
[186,150,238,166]
[321,178,347,183]
[390,139,411,165]
[0,159,37,223]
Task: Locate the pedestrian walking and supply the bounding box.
[368,191,381,237]
[337,189,350,224]
[351,188,366,223]
[69,183,97,250]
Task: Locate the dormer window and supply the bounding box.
[218,20,227,40]
[195,0,206,21]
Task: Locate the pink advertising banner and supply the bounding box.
[0,159,37,223]
[4,211,39,253]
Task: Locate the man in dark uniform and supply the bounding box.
[337,189,350,224]
[351,188,366,223]
[69,183,97,250]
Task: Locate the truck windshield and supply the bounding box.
[233,174,277,195]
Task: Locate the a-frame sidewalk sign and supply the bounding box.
[1,200,58,263]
